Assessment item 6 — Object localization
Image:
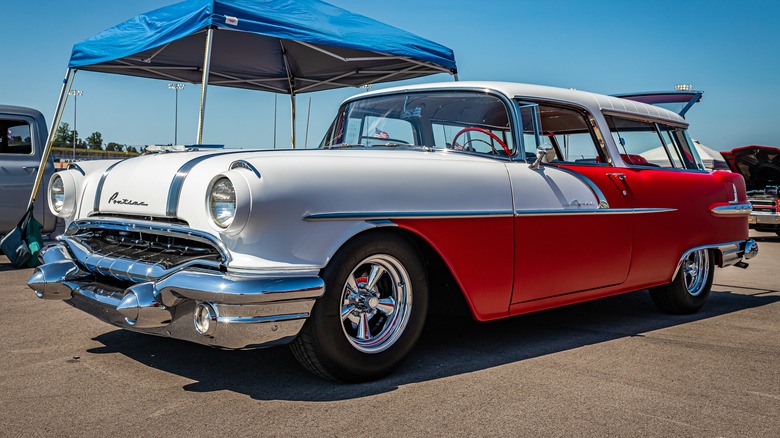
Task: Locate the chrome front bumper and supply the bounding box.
[749,211,780,228]
[28,243,324,349]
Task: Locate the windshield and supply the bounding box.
[319,91,516,156]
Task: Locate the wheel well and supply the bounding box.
[332,227,472,318]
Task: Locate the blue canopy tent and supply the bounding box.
[53,0,457,148]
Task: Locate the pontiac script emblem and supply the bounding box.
[108,192,148,207]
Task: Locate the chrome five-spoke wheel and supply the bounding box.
[290,232,428,382]
[340,254,413,353]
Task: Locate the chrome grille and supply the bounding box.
[63,220,227,283]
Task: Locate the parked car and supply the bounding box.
[0,105,57,235]
[721,145,780,236]
[28,82,757,382]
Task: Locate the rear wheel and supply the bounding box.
[290,232,428,382]
[650,249,714,314]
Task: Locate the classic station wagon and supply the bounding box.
[29,82,757,381]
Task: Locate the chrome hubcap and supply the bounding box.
[683,249,710,296]
[340,254,412,353]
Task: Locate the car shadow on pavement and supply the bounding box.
[86,286,779,401]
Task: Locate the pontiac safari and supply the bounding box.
[28,82,757,382]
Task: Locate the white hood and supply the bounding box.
[96,151,228,217]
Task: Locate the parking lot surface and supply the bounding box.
[0,232,777,437]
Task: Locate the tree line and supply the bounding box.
[54,122,141,154]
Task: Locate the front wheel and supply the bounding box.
[290,232,428,382]
[649,249,714,314]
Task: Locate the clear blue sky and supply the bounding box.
[1,0,778,151]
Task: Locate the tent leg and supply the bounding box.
[27,68,74,206]
[290,94,296,149]
[196,28,215,145]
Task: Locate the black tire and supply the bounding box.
[649,249,714,314]
[775,231,780,237]
[290,231,428,382]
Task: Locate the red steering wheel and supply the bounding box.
[451,127,512,155]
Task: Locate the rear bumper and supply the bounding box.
[28,243,324,349]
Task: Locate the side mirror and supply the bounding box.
[529,143,556,169]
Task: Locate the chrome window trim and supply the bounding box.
[335,87,520,161]
[93,160,123,212]
[511,96,612,165]
[601,109,688,129]
[303,210,515,221]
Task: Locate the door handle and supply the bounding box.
[607,173,628,196]
[22,166,39,172]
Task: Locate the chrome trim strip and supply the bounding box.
[217,313,310,324]
[303,210,515,221]
[93,161,123,212]
[304,208,676,221]
[67,163,86,175]
[711,203,752,216]
[229,160,261,178]
[550,166,610,208]
[515,208,676,217]
[66,218,232,265]
[166,150,248,217]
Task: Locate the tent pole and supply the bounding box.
[196,28,214,144]
[304,96,311,149]
[290,94,296,149]
[27,68,74,206]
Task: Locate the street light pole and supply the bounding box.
[168,83,185,145]
[68,89,83,160]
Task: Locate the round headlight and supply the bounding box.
[50,174,65,213]
[208,177,236,228]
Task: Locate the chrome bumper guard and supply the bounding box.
[28,243,325,349]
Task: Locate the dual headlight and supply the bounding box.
[207,173,250,234]
[208,177,236,228]
[48,172,77,217]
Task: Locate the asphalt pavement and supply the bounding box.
[0,232,777,437]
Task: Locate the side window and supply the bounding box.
[532,104,604,165]
[0,119,32,155]
[605,115,700,169]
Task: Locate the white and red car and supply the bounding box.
[29,82,757,382]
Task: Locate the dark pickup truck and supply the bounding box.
[0,105,57,234]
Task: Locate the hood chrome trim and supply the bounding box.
[93,161,123,213]
[166,150,249,217]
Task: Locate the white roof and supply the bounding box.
[350,81,687,125]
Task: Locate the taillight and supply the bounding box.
[776,198,780,213]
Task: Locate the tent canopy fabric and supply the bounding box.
[68,0,457,94]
